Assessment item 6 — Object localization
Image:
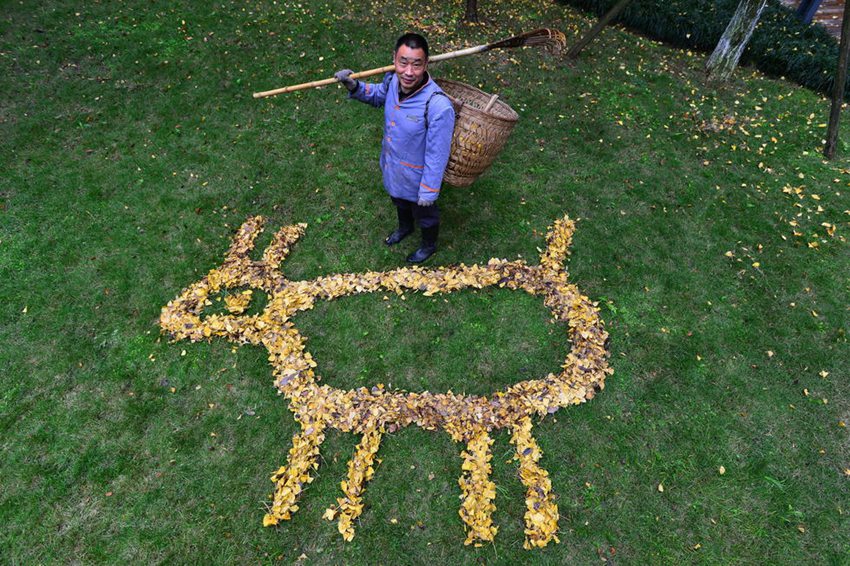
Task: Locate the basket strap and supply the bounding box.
[424,91,449,130]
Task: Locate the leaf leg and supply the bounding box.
[325,426,383,541]
[263,419,326,527]
[458,428,498,546]
[510,416,560,549]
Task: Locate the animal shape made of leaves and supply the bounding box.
[160,214,611,549]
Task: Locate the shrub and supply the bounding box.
[558,0,844,96]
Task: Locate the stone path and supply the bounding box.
[781,0,844,38]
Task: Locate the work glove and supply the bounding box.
[417,198,435,207]
[334,69,358,92]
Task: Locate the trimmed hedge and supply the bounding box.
[558,0,843,97]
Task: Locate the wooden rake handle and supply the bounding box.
[252,46,486,98]
[253,64,393,98]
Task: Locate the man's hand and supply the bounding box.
[417,198,435,207]
[334,69,357,92]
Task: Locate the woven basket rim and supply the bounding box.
[435,78,519,124]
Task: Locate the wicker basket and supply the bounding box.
[435,79,519,188]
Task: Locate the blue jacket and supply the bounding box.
[350,72,455,203]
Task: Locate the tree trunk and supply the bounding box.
[567,0,635,59]
[464,0,479,23]
[705,0,767,82]
[824,0,850,158]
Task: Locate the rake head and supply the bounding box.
[490,28,567,54]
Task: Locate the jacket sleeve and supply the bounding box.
[349,72,393,107]
[418,98,455,202]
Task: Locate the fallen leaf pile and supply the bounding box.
[264,421,325,525]
[511,416,560,549]
[324,425,382,540]
[459,428,498,545]
[160,213,611,548]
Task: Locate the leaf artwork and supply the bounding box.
[160,214,612,549]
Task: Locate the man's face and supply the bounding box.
[393,44,427,93]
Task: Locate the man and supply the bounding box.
[335,33,456,263]
[795,0,822,24]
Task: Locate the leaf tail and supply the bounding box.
[538,215,576,276]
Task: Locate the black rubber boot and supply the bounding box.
[406,225,438,263]
[385,207,414,246]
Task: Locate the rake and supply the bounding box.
[252,28,566,98]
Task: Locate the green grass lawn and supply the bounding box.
[2,0,848,563]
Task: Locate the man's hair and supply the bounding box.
[394,33,429,59]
